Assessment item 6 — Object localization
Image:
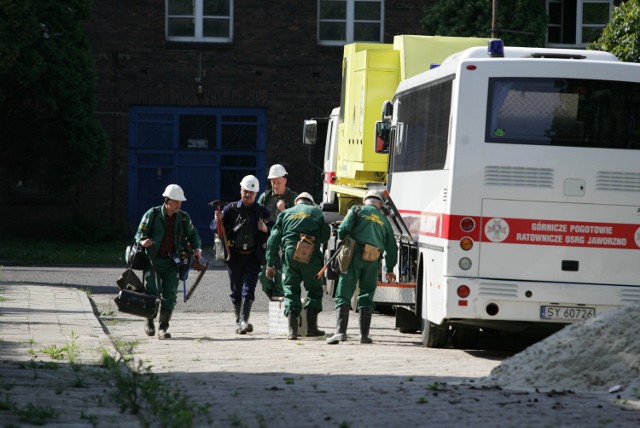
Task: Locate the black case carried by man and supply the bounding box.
[114,289,160,319]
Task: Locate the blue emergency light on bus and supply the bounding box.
[488,39,504,57]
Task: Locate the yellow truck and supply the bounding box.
[303,35,492,215]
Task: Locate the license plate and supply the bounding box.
[540,305,595,322]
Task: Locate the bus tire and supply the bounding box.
[421,319,448,348]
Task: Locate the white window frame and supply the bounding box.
[166,0,233,43]
[546,0,613,48]
[318,0,384,46]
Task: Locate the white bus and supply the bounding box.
[375,41,640,348]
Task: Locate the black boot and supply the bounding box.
[234,303,241,331]
[305,307,325,337]
[237,299,254,334]
[158,308,173,340]
[144,318,155,336]
[287,311,299,340]
[359,307,373,344]
[326,305,349,345]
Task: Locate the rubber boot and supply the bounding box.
[234,303,241,331]
[237,299,254,334]
[158,308,173,340]
[287,311,299,340]
[305,307,325,337]
[359,307,373,344]
[144,318,155,337]
[326,305,349,345]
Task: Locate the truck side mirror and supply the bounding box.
[303,119,317,145]
[374,121,391,154]
[381,100,393,121]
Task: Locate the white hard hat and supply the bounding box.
[295,192,315,205]
[240,175,260,192]
[267,164,288,179]
[162,184,187,201]
[363,189,383,203]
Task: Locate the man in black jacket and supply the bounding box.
[213,175,272,334]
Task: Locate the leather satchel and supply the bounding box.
[114,289,160,319]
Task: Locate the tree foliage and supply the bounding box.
[420,0,548,47]
[588,0,640,63]
[0,0,107,193]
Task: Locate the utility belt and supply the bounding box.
[230,243,256,255]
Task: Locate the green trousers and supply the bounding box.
[282,250,324,316]
[144,257,179,311]
[334,246,378,310]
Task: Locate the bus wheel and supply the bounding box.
[421,319,449,348]
[451,326,479,349]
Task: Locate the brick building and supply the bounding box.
[88,0,424,242]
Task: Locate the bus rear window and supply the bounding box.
[486,78,640,150]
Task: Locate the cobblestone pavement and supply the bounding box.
[1,278,639,427]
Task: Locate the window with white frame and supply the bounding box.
[318,0,383,45]
[547,0,613,47]
[166,0,233,43]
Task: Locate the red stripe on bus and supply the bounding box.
[399,210,640,250]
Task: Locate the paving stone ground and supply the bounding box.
[1,281,639,427]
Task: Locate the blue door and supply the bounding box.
[128,107,267,244]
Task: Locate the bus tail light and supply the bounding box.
[460,237,473,251]
[457,285,470,306]
[457,285,470,298]
[460,217,475,232]
[459,257,472,270]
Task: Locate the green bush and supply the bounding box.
[588,0,640,62]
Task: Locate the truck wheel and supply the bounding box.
[421,319,449,348]
[451,326,479,349]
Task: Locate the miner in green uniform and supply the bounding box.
[135,184,203,340]
[258,164,298,300]
[326,190,397,345]
[265,192,330,340]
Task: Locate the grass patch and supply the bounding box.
[100,345,211,427]
[0,239,126,265]
[16,402,58,425]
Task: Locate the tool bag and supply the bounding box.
[114,289,160,319]
[116,268,145,293]
[125,243,146,271]
[337,235,357,273]
[293,234,315,264]
[336,207,361,273]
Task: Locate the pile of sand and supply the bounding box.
[481,303,640,393]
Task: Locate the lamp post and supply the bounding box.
[491,0,498,38]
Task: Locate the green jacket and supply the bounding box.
[337,204,398,272]
[266,203,330,266]
[134,205,202,259]
[258,188,298,222]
